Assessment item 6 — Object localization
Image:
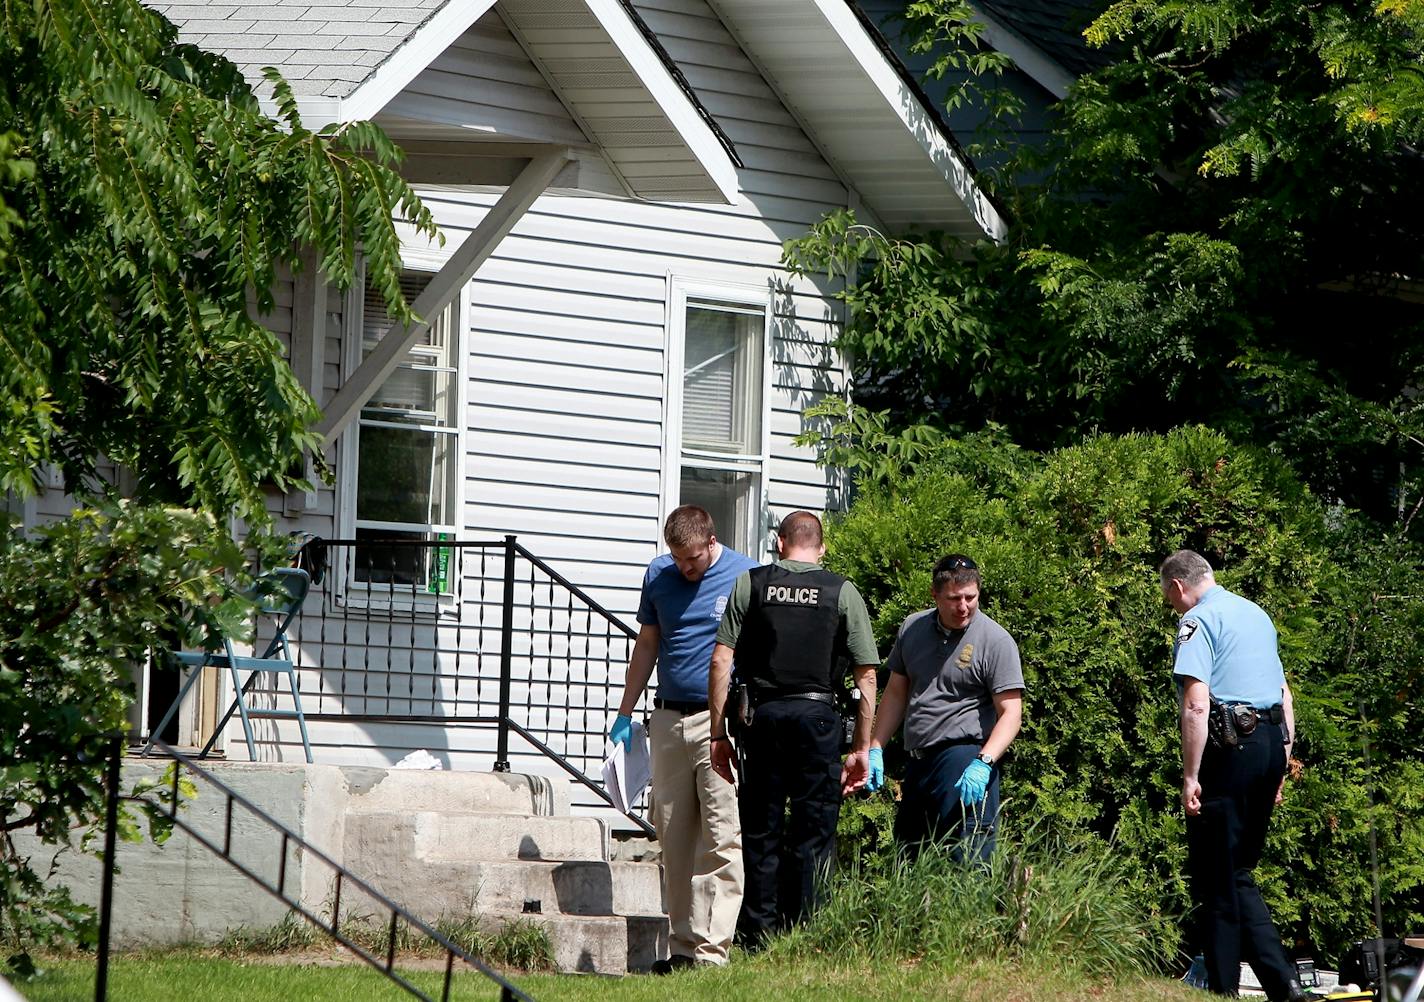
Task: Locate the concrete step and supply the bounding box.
[609,832,660,864]
[346,810,610,864]
[347,854,665,922]
[338,766,568,817]
[481,911,669,975]
[467,859,665,917]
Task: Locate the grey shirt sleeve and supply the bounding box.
[982,625,1025,694]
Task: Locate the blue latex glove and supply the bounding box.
[955,757,992,805]
[609,714,633,750]
[866,747,885,792]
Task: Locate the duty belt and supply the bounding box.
[653,697,707,715]
[753,690,836,707]
[1208,700,1284,747]
[1224,702,1284,727]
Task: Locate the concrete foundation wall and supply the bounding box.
[8,759,568,946]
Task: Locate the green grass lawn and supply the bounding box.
[17,952,1201,1002]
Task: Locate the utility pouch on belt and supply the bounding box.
[1207,699,1239,748]
[1231,702,1259,736]
[734,683,754,733]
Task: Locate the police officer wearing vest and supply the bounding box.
[707,511,879,948]
[1161,550,1305,1002]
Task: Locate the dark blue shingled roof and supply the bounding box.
[973,0,1114,78]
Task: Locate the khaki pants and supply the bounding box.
[649,707,743,964]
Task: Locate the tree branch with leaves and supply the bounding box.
[0,0,440,971]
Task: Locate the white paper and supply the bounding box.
[393,749,443,770]
[602,721,651,813]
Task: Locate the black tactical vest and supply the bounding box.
[737,564,847,694]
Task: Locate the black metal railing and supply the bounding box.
[224,536,653,834]
[97,737,533,1002]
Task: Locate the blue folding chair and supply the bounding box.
[141,567,314,764]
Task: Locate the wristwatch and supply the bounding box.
[976,751,994,766]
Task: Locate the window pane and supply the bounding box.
[680,466,759,555]
[363,275,449,356]
[361,272,457,428]
[356,426,457,527]
[348,523,430,586]
[353,267,461,545]
[363,365,455,426]
[683,305,762,454]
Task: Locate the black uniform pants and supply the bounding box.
[1186,720,1297,999]
[736,696,842,946]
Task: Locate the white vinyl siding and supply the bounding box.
[427,0,849,622]
[377,11,586,145]
[240,0,855,770]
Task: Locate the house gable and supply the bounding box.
[151,0,740,204]
[705,0,1007,240]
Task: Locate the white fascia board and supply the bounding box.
[966,1,1075,100]
[814,0,1007,243]
[254,94,341,127]
[273,0,500,130]
[582,0,739,204]
[343,0,500,123]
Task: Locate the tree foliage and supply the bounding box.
[1,506,226,974]
[0,0,437,513]
[826,428,1424,965]
[786,0,1424,527]
[0,0,437,971]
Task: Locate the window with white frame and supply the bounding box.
[668,283,770,557]
[344,268,463,591]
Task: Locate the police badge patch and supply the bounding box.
[1177,620,1199,644]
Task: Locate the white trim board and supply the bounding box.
[708,0,1008,241]
[966,1,1076,100]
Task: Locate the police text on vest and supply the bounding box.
[765,585,820,605]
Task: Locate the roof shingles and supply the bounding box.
[149,0,449,99]
[972,0,1113,78]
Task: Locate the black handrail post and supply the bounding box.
[494,535,517,772]
[95,734,122,1002]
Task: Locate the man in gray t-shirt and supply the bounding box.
[843,554,1025,859]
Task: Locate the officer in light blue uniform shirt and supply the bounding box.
[1171,584,1287,710]
[1160,550,1304,1002]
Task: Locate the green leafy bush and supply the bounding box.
[826,427,1424,965]
[1,504,249,975]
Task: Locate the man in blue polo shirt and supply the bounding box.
[608,505,757,971]
[1161,549,1304,1002]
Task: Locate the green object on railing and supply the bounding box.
[428,534,451,594]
